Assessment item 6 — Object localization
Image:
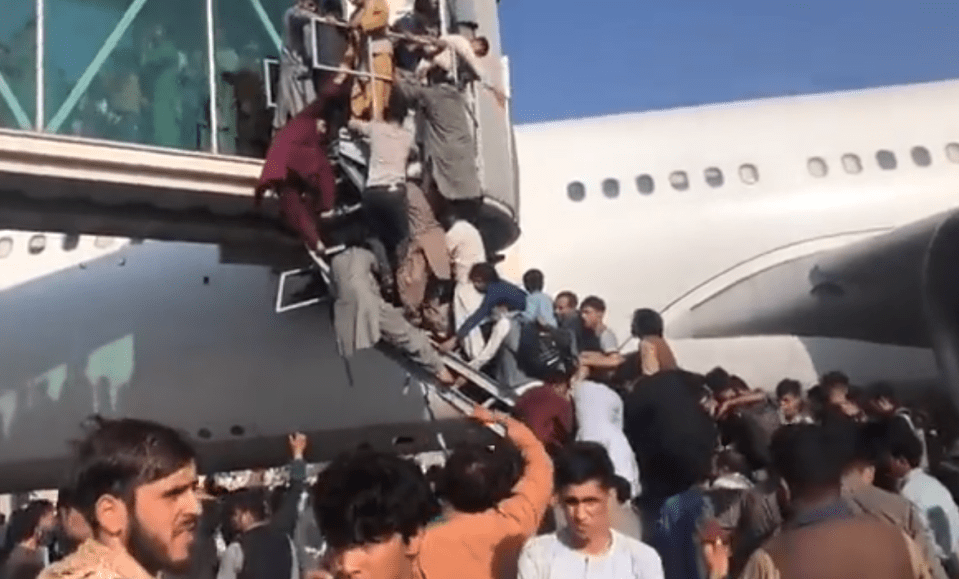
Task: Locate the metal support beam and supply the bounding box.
[46,0,149,133]
[206,0,219,154]
[246,0,283,50]
[35,0,44,130]
[0,74,31,130]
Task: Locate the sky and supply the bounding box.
[499,0,959,124]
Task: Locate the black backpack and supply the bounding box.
[517,321,577,382]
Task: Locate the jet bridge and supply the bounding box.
[0,0,519,263]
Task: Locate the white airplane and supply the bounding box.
[4,75,959,490]
[509,78,959,397]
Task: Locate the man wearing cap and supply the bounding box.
[517,442,663,579]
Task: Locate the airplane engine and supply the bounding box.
[670,207,959,407]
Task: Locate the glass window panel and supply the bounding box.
[635,174,654,195]
[62,233,80,251]
[876,150,897,170]
[669,171,689,191]
[567,181,585,202]
[946,143,959,164]
[602,178,620,199]
[45,0,209,151]
[739,164,759,184]
[841,154,862,174]
[28,234,46,255]
[911,146,932,168]
[214,0,337,157]
[808,157,828,177]
[704,167,724,188]
[0,8,37,130]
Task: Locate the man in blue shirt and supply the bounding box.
[522,269,557,327]
[441,263,526,352]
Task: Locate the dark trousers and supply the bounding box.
[362,184,409,269]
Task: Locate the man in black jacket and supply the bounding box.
[217,434,308,579]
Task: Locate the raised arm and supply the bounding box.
[472,407,553,535]
[272,433,309,536]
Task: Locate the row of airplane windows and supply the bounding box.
[566,143,959,201]
[0,234,117,259]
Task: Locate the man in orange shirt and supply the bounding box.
[314,406,553,579]
[419,408,553,579]
[349,0,393,120]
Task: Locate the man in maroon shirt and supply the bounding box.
[514,381,574,455]
[255,72,349,263]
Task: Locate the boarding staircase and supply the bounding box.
[270,131,522,429]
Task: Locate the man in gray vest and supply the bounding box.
[217,435,308,579]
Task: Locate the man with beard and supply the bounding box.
[38,417,202,579]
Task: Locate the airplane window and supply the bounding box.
[62,234,80,252]
[602,178,620,199]
[567,181,586,202]
[946,143,959,164]
[808,157,828,178]
[0,237,11,259]
[739,164,759,185]
[841,154,862,174]
[28,235,46,255]
[705,167,724,188]
[911,146,932,168]
[670,171,690,191]
[876,150,897,170]
[635,174,655,195]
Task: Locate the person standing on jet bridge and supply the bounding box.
[274,0,321,131]
[348,89,415,276]
[255,73,350,268]
[414,33,507,107]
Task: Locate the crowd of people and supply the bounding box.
[3,312,959,579]
[5,1,959,579]
[255,0,519,386]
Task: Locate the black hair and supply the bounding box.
[6,500,53,545]
[631,308,664,338]
[57,485,77,512]
[821,371,850,388]
[554,441,617,491]
[775,379,802,400]
[580,296,606,313]
[437,441,517,513]
[67,416,196,530]
[473,37,490,57]
[883,417,924,469]
[806,385,827,420]
[838,421,886,469]
[468,262,499,284]
[312,451,438,550]
[867,382,899,407]
[771,424,843,498]
[522,269,545,293]
[227,489,269,523]
[555,291,578,308]
[704,367,730,395]
[384,89,409,125]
